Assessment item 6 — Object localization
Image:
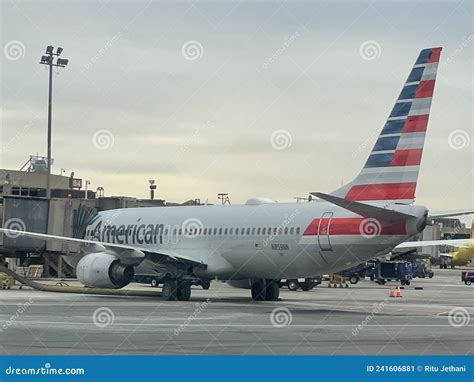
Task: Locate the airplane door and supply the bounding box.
[318,212,333,251]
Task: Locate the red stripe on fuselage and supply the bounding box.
[345,183,416,201]
[403,115,429,132]
[303,217,406,236]
[390,149,423,166]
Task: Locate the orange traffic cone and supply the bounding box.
[389,288,395,298]
[395,286,402,298]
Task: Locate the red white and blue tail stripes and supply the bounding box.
[332,47,442,203]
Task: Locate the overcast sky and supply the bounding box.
[1,0,472,217]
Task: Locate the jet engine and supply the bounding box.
[76,253,134,289]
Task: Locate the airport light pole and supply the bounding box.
[39,46,69,199]
[149,180,157,200]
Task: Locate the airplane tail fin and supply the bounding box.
[329,47,442,204]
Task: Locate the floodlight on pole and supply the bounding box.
[39,45,69,199]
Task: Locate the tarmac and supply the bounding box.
[0,268,472,355]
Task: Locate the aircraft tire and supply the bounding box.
[151,278,158,288]
[465,281,471,286]
[251,281,266,301]
[162,280,177,301]
[265,281,279,301]
[177,281,191,301]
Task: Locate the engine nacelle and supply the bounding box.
[76,253,134,289]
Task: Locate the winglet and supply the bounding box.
[312,192,416,221]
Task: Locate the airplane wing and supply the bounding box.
[439,252,454,258]
[396,238,474,249]
[428,209,474,219]
[0,228,206,266]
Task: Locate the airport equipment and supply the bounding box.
[368,261,413,286]
[279,277,321,291]
[338,262,374,284]
[0,272,15,289]
[134,273,211,290]
[39,46,69,199]
[461,271,474,286]
[412,260,434,279]
[395,286,403,297]
[328,273,349,288]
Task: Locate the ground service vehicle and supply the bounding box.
[461,271,474,286]
[369,261,413,285]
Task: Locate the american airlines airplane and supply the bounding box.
[1,47,473,301]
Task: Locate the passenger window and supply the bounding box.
[273,227,277,235]
[224,228,228,235]
[241,228,245,235]
[203,228,207,235]
[257,228,261,235]
[262,228,266,235]
[246,228,251,235]
[179,229,182,235]
[229,228,233,235]
[290,227,294,235]
[219,228,223,235]
[284,227,288,234]
[251,228,255,235]
[296,227,300,234]
[213,228,218,235]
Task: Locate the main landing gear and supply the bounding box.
[161,279,192,301]
[251,280,279,301]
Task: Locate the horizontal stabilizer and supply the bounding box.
[312,192,416,221]
[428,209,474,219]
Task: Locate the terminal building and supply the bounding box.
[0,155,200,277]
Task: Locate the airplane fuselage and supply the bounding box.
[83,200,427,280]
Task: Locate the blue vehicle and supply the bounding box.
[368,261,413,286]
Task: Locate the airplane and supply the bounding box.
[1,47,473,302]
[398,222,474,267]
